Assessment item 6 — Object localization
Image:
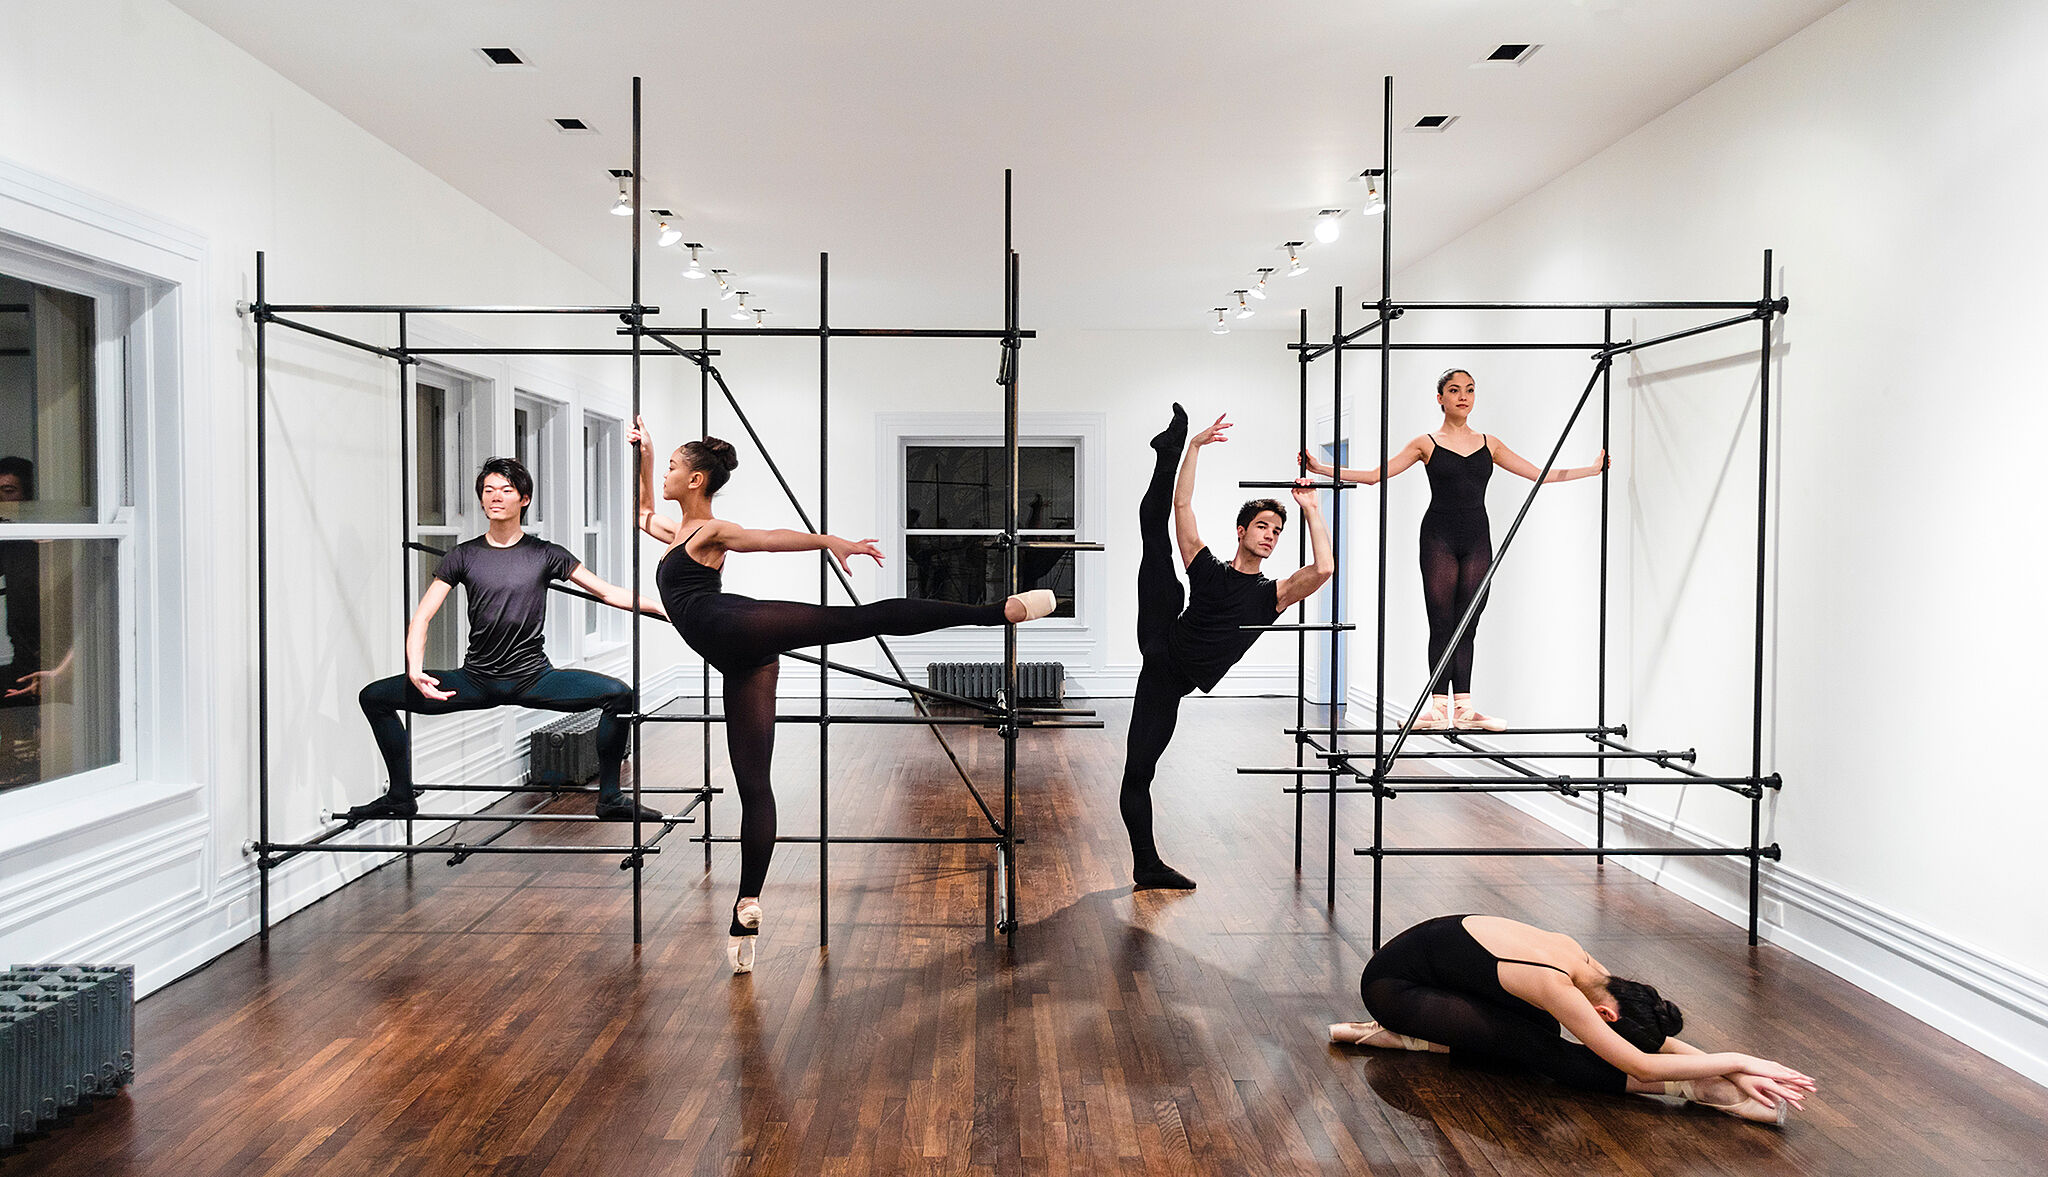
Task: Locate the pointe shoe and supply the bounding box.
[1329,1021,1435,1051]
[1453,699,1507,732]
[1413,695,1452,731]
[1664,1080,1789,1126]
[727,937,755,974]
[734,897,763,931]
[1008,589,1058,622]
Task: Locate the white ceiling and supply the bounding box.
[170,0,1846,331]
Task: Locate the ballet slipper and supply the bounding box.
[1453,699,1507,732]
[1007,589,1058,622]
[1664,1080,1789,1126]
[734,897,762,931]
[1329,1021,1435,1051]
[1413,695,1451,731]
[727,938,755,975]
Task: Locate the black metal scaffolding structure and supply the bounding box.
[244,77,1099,947]
[1237,76,1787,947]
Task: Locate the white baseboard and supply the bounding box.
[1343,689,2048,1088]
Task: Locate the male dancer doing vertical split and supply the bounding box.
[1121,405,1335,889]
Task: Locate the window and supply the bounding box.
[903,443,1077,617]
[0,269,132,794]
[411,370,478,670]
[581,413,625,647]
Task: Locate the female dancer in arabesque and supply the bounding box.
[632,419,1054,973]
[1304,369,1604,730]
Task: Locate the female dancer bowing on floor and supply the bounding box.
[1332,914,1816,1125]
[1302,368,1604,731]
[631,418,1056,973]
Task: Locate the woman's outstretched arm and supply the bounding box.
[1300,435,1430,486]
[708,519,885,574]
[628,415,680,544]
[1489,436,1607,484]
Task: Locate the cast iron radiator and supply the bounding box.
[528,710,601,787]
[0,964,135,1146]
[925,662,1066,706]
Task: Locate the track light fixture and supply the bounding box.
[754,308,768,327]
[608,172,633,216]
[1361,171,1385,215]
[1314,209,1343,244]
[1285,243,1308,277]
[655,218,682,247]
[682,246,706,279]
[730,292,752,321]
[1249,268,1273,300]
[1234,291,1254,319]
[1211,308,1230,336]
[711,269,732,298]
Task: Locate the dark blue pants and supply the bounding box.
[358,665,632,800]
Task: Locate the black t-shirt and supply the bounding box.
[433,534,579,678]
[1162,547,1281,693]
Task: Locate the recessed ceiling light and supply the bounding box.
[476,47,532,69]
[1408,115,1459,132]
[555,118,596,134]
[1478,44,1540,66]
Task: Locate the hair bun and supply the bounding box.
[1656,999,1684,1037]
[703,436,739,472]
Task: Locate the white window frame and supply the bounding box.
[0,255,141,799]
[580,411,627,653]
[409,367,484,671]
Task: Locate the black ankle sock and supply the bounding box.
[1134,861,1197,891]
[1150,402,1189,454]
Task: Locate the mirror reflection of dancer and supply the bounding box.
[1121,405,1334,891]
[632,419,1056,973]
[1332,914,1816,1125]
[349,458,667,824]
[1304,369,1604,731]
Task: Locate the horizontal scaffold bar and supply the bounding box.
[1252,623,1358,632]
[694,834,1009,846]
[1306,341,1621,353]
[1285,725,1626,738]
[638,325,1037,340]
[262,314,414,364]
[1315,748,1692,763]
[1016,539,1106,551]
[1356,844,1784,859]
[1285,782,1625,796]
[1368,299,1776,312]
[255,841,664,856]
[320,811,691,826]
[401,347,718,358]
[421,782,722,796]
[640,712,1095,728]
[259,303,651,315]
[1240,480,1355,489]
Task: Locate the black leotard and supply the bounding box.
[1358,915,1626,1094]
[1418,435,1494,694]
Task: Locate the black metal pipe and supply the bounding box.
[340,810,691,826]
[260,303,648,315]
[1598,309,1612,864]
[1000,205,1023,934]
[1285,725,1624,737]
[1595,309,1771,360]
[700,308,714,870]
[1750,249,1777,945]
[1014,539,1106,551]
[638,326,1037,339]
[819,248,831,948]
[261,314,414,364]
[637,712,1070,727]
[1325,748,1690,761]
[1310,341,1620,353]
[1371,72,1395,947]
[255,251,272,941]
[1329,278,1345,913]
[1290,783,1626,796]
[696,835,1008,846]
[1357,845,1781,858]
[398,347,716,358]
[1371,300,1770,312]
[423,782,717,794]
[629,74,645,945]
[1294,305,1309,871]
[1239,480,1355,490]
[255,841,667,856]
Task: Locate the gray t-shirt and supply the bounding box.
[433,534,579,678]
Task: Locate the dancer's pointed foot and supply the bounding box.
[732,897,762,934]
[595,797,664,822]
[727,897,761,974]
[1151,402,1190,454]
[1414,695,1452,730]
[1006,589,1058,623]
[343,793,417,822]
[728,938,755,974]
[1665,1079,1791,1126]
[1134,861,1197,891]
[1329,1021,1439,1051]
[1453,697,1507,731]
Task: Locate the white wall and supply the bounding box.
[0,0,676,992]
[1360,0,2048,1083]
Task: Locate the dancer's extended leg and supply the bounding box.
[1136,403,1189,651]
[722,659,781,970]
[520,667,649,817]
[1120,659,1195,889]
[1362,974,1626,1094]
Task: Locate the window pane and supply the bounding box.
[904,536,1074,619]
[416,547,460,669]
[584,533,600,634]
[905,445,1073,531]
[0,275,98,524]
[515,407,530,469]
[415,383,447,528]
[0,537,120,792]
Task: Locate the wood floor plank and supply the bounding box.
[8,696,2047,1174]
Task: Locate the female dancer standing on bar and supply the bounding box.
[632,419,1055,973]
[1303,369,1604,731]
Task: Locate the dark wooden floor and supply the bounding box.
[11,697,2048,1175]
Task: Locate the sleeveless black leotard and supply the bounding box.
[1358,915,1626,1094]
[1419,435,1494,694]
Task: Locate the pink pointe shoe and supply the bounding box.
[1664,1080,1790,1126]
[1453,698,1507,732]
[1007,589,1057,622]
[1329,1021,1436,1051]
[1414,695,1451,731]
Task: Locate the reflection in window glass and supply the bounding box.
[0,275,98,525]
[415,382,448,528]
[904,537,1075,618]
[0,538,120,792]
[904,446,1074,531]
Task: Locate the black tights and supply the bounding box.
[359,666,632,799]
[1119,407,1193,868]
[1418,509,1492,695]
[694,594,1009,926]
[1361,974,1627,1094]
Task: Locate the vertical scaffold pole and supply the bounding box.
[1294,307,1309,871]
[1328,284,1343,913]
[819,251,832,950]
[700,308,713,870]
[1000,169,1021,935]
[1749,248,1774,946]
[1597,309,1611,863]
[255,251,271,942]
[629,76,645,946]
[1370,73,1395,947]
